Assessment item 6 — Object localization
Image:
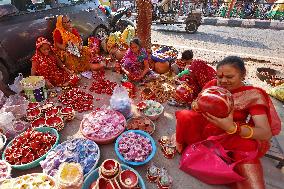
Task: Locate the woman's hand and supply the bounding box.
[202,110,235,132]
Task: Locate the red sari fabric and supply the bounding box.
[31,37,70,86]
[180,59,216,100]
[176,79,281,161]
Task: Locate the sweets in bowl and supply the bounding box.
[142,100,164,121]
[80,108,126,144]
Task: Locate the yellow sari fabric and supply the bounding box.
[53,15,90,73]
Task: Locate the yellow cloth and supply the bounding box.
[53,15,90,73]
[269,83,284,102]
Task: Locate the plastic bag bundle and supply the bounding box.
[269,83,284,102]
[8,73,23,94]
[20,76,47,102]
[1,94,29,119]
[57,162,83,189]
[110,86,133,119]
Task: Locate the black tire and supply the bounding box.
[185,21,198,34]
[93,26,109,40]
[115,19,135,32]
[0,62,9,84]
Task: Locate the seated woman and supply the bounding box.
[121,38,158,82]
[31,37,74,88]
[175,56,281,189]
[170,50,216,106]
[53,15,96,73]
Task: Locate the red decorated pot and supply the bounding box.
[90,177,114,189]
[122,82,136,98]
[61,106,75,121]
[45,108,59,118]
[119,170,138,189]
[195,86,234,118]
[27,102,40,110]
[31,117,46,128]
[46,116,64,131]
[69,75,80,87]
[174,83,194,104]
[26,108,41,122]
[101,159,120,179]
[136,101,147,111]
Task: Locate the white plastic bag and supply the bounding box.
[110,85,133,119]
[8,73,23,94]
[1,94,29,119]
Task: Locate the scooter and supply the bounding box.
[108,7,135,32]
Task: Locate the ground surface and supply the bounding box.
[11,25,284,189]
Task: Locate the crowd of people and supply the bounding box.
[1,13,281,189]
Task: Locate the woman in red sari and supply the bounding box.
[31,37,73,88]
[175,56,281,189]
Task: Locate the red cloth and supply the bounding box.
[176,79,281,161]
[53,28,80,44]
[180,59,216,101]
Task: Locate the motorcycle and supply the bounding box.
[108,7,135,33]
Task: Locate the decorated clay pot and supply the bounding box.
[26,108,41,122]
[157,174,173,189]
[31,117,46,128]
[45,108,59,118]
[92,177,114,189]
[141,88,156,100]
[41,103,54,113]
[122,82,136,98]
[136,101,147,111]
[100,159,120,179]
[119,169,138,189]
[146,165,160,183]
[69,74,80,87]
[61,106,75,121]
[46,116,64,131]
[174,83,194,104]
[154,61,170,74]
[27,102,40,110]
[195,86,234,118]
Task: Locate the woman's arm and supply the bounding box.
[138,59,150,79]
[31,60,38,76]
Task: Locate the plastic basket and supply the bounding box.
[2,127,60,170]
[115,130,156,166]
[82,164,146,189]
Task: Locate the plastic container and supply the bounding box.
[142,100,164,121]
[0,133,7,151]
[2,127,59,170]
[82,164,146,189]
[115,130,156,166]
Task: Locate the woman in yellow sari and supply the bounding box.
[53,15,91,73]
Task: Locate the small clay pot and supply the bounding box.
[119,169,138,189]
[100,159,120,179]
[46,116,64,131]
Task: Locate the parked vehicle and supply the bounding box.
[152,0,202,34]
[108,6,135,32]
[0,0,110,83]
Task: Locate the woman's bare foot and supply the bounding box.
[171,133,183,153]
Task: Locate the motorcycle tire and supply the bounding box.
[115,19,135,32]
[185,21,198,34]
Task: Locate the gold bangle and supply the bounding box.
[241,125,254,139]
[226,122,238,134]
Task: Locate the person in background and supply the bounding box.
[174,56,281,189]
[121,38,158,82]
[169,50,216,106]
[31,37,74,88]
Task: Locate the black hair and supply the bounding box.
[181,50,193,60]
[216,56,246,76]
[130,38,142,47]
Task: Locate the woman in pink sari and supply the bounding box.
[175,56,281,189]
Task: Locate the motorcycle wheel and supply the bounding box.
[185,21,198,34]
[115,19,135,32]
[93,26,109,40]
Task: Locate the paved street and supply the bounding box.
[11,25,284,189]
